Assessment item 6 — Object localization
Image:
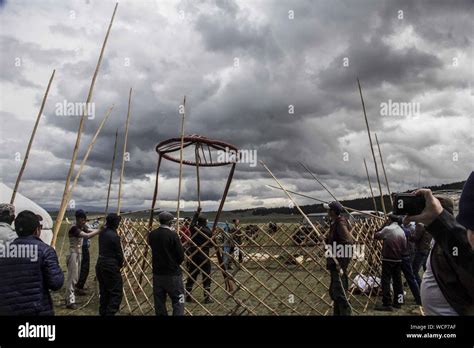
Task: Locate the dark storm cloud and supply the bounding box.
[379,0,473,48]
[0,0,472,210]
[317,38,443,94]
[194,1,282,60]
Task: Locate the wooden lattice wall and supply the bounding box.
[117,218,383,315]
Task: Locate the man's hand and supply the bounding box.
[403,189,443,226]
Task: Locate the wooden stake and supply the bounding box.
[11,69,55,204]
[363,158,378,212]
[105,128,119,216]
[67,105,114,201]
[51,3,118,248]
[261,161,352,309]
[266,184,385,220]
[195,144,201,209]
[375,133,393,210]
[176,96,186,232]
[298,162,353,219]
[261,162,323,244]
[211,162,237,292]
[148,155,163,229]
[357,78,386,216]
[117,88,133,214]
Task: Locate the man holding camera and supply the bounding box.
[403,172,474,316]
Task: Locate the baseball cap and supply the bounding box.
[75,209,87,219]
[158,211,174,224]
[323,201,343,215]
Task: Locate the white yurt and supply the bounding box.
[0,183,54,245]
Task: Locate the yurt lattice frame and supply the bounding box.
[117,135,385,315]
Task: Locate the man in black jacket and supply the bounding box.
[185,207,214,304]
[404,172,474,316]
[96,213,124,316]
[0,210,64,315]
[148,211,185,315]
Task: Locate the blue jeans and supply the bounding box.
[412,251,429,287]
[401,255,421,305]
[223,246,232,269]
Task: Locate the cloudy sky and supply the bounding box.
[0,0,472,212]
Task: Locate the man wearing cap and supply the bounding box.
[374,214,407,311]
[324,201,354,316]
[96,213,124,316]
[404,173,474,315]
[185,207,214,304]
[65,209,100,309]
[0,210,64,315]
[0,204,17,248]
[148,211,185,315]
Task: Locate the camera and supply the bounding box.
[392,193,425,216]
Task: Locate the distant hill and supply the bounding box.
[232,180,466,217]
[48,180,466,219]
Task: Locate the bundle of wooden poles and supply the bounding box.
[8,3,135,248]
[10,2,394,254]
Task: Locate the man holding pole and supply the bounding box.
[65,209,100,309]
[324,201,354,316]
[185,207,214,304]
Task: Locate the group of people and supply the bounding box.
[0,207,125,316]
[0,172,472,316]
[325,172,473,316]
[57,209,125,315]
[149,209,242,315]
[0,203,233,316]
